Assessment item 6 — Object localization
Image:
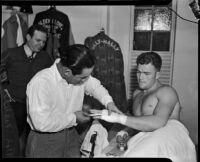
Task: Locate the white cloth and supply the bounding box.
[26,59,113,132]
[16,14,24,46]
[1,27,4,38]
[122,120,196,162]
[80,121,109,157]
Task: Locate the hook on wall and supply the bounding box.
[49,5,56,10]
[100,27,105,33]
[98,27,105,37]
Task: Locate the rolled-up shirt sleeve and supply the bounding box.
[26,78,76,132]
[84,76,113,107]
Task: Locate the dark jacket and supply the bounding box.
[84,31,127,113]
[33,7,74,59]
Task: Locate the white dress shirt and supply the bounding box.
[26,59,113,132]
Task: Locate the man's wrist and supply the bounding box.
[119,114,127,125]
[106,102,114,109]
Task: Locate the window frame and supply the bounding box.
[127,1,177,99]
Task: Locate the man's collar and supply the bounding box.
[55,59,67,83]
[24,44,33,57]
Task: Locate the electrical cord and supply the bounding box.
[167,7,198,24]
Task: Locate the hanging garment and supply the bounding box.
[84,31,127,113]
[1,87,20,157]
[45,33,60,60]
[1,13,28,53]
[16,14,24,46]
[33,7,75,60]
[80,120,109,157]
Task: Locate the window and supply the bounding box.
[133,6,172,51]
[128,2,177,98]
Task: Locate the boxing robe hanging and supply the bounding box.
[84,31,127,113]
[33,7,74,60]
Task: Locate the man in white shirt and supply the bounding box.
[25,44,122,158]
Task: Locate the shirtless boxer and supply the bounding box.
[90,51,181,132]
[89,52,196,161]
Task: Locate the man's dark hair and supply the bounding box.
[27,24,48,37]
[136,51,162,71]
[60,44,96,75]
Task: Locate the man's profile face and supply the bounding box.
[136,63,159,90]
[27,30,47,52]
[67,67,94,85]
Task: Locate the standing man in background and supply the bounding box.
[25,44,122,158]
[0,24,53,157]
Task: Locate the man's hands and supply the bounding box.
[89,109,127,125]
[74,110,91,124]
[78,102,126,125]
[107,102,123,114]
[82,104,92,116]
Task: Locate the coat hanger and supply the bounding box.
[98,27,106,37]
[100,27,105,33]
[48,5,56,11]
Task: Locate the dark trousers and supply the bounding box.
[10,101,29,136]
[10,101,30,157]
[26,128,81,158]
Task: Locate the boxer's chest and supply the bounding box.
[132,92,158,116]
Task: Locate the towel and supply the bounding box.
[80,120,109,157]
[16,14,24,46]
[122,120,197,162]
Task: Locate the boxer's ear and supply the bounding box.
[156,71,160,79]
